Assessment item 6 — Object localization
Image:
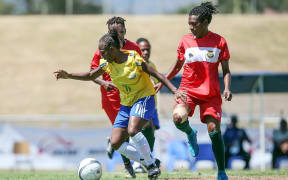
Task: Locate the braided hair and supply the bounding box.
[189,2,218,24]
[99,30,121,50]
[106,16,126,27]
[136,37,151,48]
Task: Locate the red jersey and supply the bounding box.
[90,39,142,107]
[177,31,230,100]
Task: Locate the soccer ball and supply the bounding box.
[78,158,102,180]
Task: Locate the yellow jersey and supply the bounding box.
[100,50,156,106]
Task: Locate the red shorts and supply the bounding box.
[101,88,121,125]
[175,95,222,123]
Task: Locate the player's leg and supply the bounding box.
[102,101,118,158]
[110,105,137,178]
[110,127,143,163]
[128,96,160,179]
[173,99,199,157]
[205,116,227,179]
[201,96,227,180]
[142,120,155,152]
[102,98,132,174]
[132,121,154,173]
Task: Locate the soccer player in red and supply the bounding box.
[90,17,142,178]
[159,2,232,180]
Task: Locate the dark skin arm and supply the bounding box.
[93,78,117,91]
[90,68,117,91]
[221,60,232,101]
[141,61,186,101]
[166,59,185,80]
[54,66,105,81]
[155,59,184,92]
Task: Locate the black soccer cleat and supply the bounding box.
[155,158,161,168]
[147,163,161,179]
[124,162,136,178]
[106,137,114,159]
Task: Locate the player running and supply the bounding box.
[90,17,155,178]
[54,30,185,179]
[157,2,232,180]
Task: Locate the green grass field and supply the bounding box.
[1,170,288,180]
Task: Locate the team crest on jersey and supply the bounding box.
[206,50,214,58]
[100,62,107,68]
[189,53,193,58]
[129,72,136,79]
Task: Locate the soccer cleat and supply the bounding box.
[155,158,161,169]
[147,163,161,179]
[106,137,114,159]
[133,161,146,173]
[142,158,161,169]
[187,128,199,157]
[218,171,228,180]
[124,162,136,178]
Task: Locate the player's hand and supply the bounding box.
[223,89,232,101]
[54,70,69,80]
[175,90,187,102]
[155,83,163,93]
[102,81,117,91]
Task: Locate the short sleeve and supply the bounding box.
[99,58,108,71]
[134,51,145,70]
[90,49,102,69]
[219,37,230,61]
[177,39,185,62]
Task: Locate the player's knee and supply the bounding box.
[127,127,140,137]
[206,116,220,133]
[173,107,188,124]
[207,122,217,133]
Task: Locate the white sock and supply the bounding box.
[117,142,144,164]
[131,132,155,166]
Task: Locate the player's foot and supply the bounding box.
[106,137,114,159]
[187,128,199,157]
[147,163,161,179]
[124,162,136,178]
[217,171,228,180]
[155,158,161,168]
[133,161,146,173]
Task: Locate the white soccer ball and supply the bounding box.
[78,158,102,180]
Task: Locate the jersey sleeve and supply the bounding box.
[219,37,230,61]
[134,51,145,71]
[177,39,185,62]
[90,49,102,69]
[99,58,108,72]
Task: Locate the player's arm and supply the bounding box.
[221,60,232,101]
[166,59,184,80]
[154,59,184,92]
[54,67,104,81]
[90,69,117,91]
[141,62,186,101]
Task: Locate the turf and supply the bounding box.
[0,170,288,180]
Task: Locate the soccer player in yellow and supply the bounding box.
[54,31,185,179]
[132,37,160,173]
